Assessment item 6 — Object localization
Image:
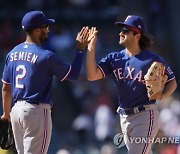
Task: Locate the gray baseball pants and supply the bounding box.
[10,100,52,154]
[119,104,160,154]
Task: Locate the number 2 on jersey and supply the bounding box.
[16,65,26,89]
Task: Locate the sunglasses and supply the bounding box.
[120,28,132,34]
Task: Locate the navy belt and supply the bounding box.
[29,102,39,105]
[17,99,39,105]
[117,106,146,115]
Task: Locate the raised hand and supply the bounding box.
[76,26,89,51]
[87,27,98,51]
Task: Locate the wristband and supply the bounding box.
[76,50,83,53]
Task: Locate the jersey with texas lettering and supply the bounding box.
[97,49,175,108]
[2,43,71,105]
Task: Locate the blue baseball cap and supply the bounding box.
[22,11,55,30]
[115,15,146,34]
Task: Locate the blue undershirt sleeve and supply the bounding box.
[66,50,84,80]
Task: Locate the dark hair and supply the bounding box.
[24,29,34,35]
[139,34,153,50]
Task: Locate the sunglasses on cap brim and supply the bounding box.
[120,28,132,34]
[120,27,141,34]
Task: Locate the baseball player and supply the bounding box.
[86,15,177,154]
[0,11,89,154]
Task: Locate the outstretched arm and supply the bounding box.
[86,27,103,81]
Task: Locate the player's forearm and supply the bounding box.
[86,50,100,81]
[2,84,12,117]
[86,27,102,81]
[67,51,84,80]
[161,79,177,100]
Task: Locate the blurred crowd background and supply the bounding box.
[0,0,180,154]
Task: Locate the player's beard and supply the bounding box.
[119,37,126,46]
[119,36,133,47]
[40,30,48,43]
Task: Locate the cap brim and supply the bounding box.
[46,19,55,25]
[115,22,142,34]
[115,22,128,27]
[22,19,55,30]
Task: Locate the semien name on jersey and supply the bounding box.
[10,52,38,64]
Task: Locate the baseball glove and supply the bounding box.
[0,119,16,150]
[144,61,168,100]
